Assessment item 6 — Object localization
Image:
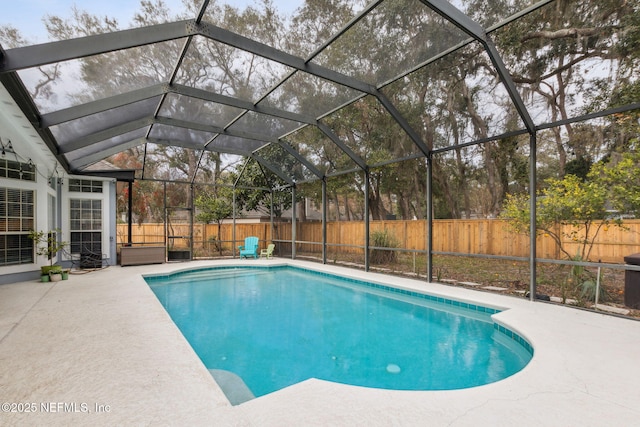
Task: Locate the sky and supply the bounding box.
[0,0,300,44]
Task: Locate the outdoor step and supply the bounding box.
[339,262,360,267]
[458,281,482,287]
[482,286,508,291]
[209,369,255,406]
[550,296,577,304]
[594,304,631,315]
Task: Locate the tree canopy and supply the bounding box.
[502,152,640,261]
[1,0,639,222]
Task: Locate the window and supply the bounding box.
[69,179,102,193]
[48,194,56,231]
[0,187,34,265]
[70,199,102,254]
[0,159,35,181]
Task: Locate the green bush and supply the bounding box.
[369,229,399,264]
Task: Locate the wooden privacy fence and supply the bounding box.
[117,219,640,263]
[117,222,273,248]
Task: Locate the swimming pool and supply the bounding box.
[145,265,532,399]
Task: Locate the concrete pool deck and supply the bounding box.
[1,259,639,426]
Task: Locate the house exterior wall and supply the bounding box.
[0,83,116,284]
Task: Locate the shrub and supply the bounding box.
[369,229,399,264]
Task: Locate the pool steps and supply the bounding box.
[208,369,255,405]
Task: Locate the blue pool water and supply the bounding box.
[145,266,532,398]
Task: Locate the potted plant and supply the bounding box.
[48,265,63,282]
[28,229,68,282]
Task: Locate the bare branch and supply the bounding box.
[521,27,603,43]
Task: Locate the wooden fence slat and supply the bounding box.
[117,219,640,263]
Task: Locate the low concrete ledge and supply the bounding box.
[120,246,166,266]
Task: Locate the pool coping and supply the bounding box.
[1,259,639,426]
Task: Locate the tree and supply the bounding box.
[494,0,638,174]
[111,149,166,225]
[503,174,610,261]
[232,142,306,220]
[501,152,640,261]
[195,186,234,256]
[28,229,68,271]
[0,25,62,101]
[4,0,638,229]
[590,152,640,217]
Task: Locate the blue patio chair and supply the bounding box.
[238,236,259,259]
